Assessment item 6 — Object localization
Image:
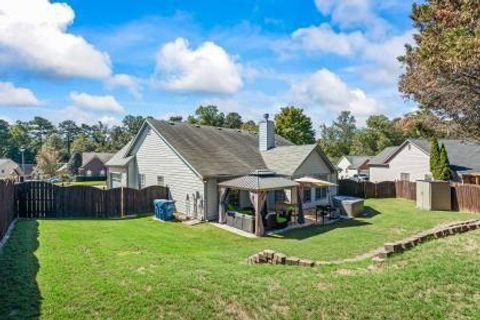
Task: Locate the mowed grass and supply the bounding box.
[55,180,107,188]
[1,199,479,319]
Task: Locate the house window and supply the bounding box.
[315,187,327,200]
[139,174,146,189]
[86,170,92,177]
[400,173,410,181]
[100,169,105,176]
[303,188,311,202]
[157,176,164,186]
[110,173,122,188]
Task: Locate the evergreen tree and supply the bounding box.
[67,152,82,175]
[429,137,440,179]
[438,144,452,181]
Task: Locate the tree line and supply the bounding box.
[0,115,146,165]
[0,102,461,174]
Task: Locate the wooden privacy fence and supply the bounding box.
[0,180,15,242]
[340,179,480,213]
[14,181,169,218]
[339,179,416,200]
[452,183,480,213]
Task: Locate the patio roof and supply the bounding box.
[218,170,299,191]
[295,176,337,187]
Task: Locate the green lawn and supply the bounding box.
[55,180,107,188]
[1,199,479,319]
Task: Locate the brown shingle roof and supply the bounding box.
[147,119,294,178]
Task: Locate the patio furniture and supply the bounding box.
[226,211,255,233]
[265,211,291,230]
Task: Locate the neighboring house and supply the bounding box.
[106,116,337,221]
[369,139,480,184]
[337,156,370,179]
[0,159,22,181]
[79,153,114,177]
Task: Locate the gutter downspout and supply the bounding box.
[203,179,208,221]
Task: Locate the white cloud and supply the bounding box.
[56,106,121,126]
[290,69,384,120]
[69,92,124,114]
[359,30,413,83]
[314,0,390,38]
[0,0,111,79]
[0,82,40,106]
[153,37,243,94]
[106,74,142,99]
[292,23,365,56]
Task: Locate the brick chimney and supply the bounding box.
[259,113,275,151]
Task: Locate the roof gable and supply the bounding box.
[82,152,114,167]
[369,146,399,166]
[262,144,336,176]
[373,139,480,174]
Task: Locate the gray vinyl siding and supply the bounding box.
[205,178,218,220]
[293,150,337,208]
[293,151,332,179]
[133,126,205,217]
[370,142,430,182]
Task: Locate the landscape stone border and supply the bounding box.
[247,249,315,267]
[248,219,480,268]
[372,219,480,266]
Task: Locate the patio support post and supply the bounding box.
[218,187,229,224]
[297,185,305,224]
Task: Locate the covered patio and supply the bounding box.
[217,170,342,236]
[218,170,300,236]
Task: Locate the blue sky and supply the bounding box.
[0,0,416,129]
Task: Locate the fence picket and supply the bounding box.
[13,182,169,218]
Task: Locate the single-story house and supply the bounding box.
[106,115,338,227]
[79,152,114,177]
[369,139,480,184]
[0,159,22,181]
[337,156,370,179]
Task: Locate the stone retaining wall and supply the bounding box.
[247,249,315,267]
[248,219,480,268]
[372,219,480,266]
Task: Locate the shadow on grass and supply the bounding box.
[274,218,371,240]
[36,213,153,221]
[359,206,382,219]
[0,220,41,319]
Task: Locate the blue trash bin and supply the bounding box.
[153,199,175,221]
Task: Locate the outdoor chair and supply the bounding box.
[265,211,291,230]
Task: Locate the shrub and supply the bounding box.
[75,176,107,182]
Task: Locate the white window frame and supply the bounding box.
[139,174,146,189]
[400,172,410,181]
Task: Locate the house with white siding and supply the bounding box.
[369,139,480,184]
[0,159,22,181]
[106,115,337,222]
[337,156,370,179]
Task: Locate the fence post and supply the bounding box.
[120,187,124,218]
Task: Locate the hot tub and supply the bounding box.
[333,196,364,217]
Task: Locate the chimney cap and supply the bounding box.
[263,113,269,121]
